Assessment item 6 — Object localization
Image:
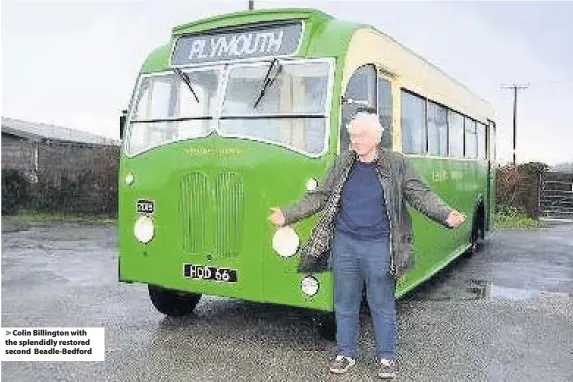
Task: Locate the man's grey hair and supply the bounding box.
[346,111,384,139]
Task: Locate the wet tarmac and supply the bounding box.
[404,221,573,303]
[1,220,572,381]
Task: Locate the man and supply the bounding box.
[268,108,465,379]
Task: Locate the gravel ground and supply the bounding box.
[1,221,572,381]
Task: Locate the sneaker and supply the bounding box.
[378,358,396,379]
[329,355,356,374]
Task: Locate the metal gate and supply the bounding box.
[539,172,573,220]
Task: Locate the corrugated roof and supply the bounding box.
[1,117,120,146]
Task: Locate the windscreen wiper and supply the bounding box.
[173,68,200,103]
[253,58,282,109]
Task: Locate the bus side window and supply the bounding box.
[448,110,464,158]
[378,76,392,150]
[477,122,487,160]
[401,91,426,155]
[488,120,496,161]
[341,64,377,152]
[464,117,478,159]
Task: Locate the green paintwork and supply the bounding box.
[118,8,493,313]
[119,136,336,310]
[394,157,490,297]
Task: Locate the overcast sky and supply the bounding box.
[2,0,572,165]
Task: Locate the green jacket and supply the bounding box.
[282,147,454,278]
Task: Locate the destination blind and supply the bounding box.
[171,22,303,65]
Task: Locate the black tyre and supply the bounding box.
[148,285,202,317]
[469,222,479,256]
[468,212,484,256]
[317,312,336,341]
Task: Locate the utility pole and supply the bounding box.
[502,83,529,164]
[249,0,254,10]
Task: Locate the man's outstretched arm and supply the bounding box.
[270,158,340,226]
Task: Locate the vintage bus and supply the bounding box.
[118,8,496,334]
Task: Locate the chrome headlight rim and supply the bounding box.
[134,214,154,244]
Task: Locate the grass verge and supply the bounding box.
[493,209,546,229]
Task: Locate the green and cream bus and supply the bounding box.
[118,8,496,331]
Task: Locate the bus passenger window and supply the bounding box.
[488,120,496,161]
[427,101,448,157]
[400,91,426,154]
[477,123,486,160]
[378,77,392,150]
[448,110,464,158]
[341,65,377,151]
[464,117,478,159]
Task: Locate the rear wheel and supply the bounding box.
[148,285,202,317]
[469,223,479,255]
[468,206,484,256]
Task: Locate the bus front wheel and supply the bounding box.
[148,285,202,317]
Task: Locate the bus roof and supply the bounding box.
[139,7,494,120]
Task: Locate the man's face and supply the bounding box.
[349,119,381,156]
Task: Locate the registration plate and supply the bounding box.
[183,264,238,283]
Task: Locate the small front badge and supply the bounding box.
[137,199,154,214]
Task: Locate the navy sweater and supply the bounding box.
[335,160,390,240]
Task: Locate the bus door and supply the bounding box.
[340,64,393,149]
[340,64,378,151]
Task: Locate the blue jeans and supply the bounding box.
[332,231,396,360]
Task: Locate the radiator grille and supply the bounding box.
[214,173,245,258]
[181,172,209,254]
[181,172,245,258]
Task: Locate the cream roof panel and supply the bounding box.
[343,28,495,123]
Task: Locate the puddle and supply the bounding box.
[485,284,541,300]
[466,279,572,301]
[404,278,572,302]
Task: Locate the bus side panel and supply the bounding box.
[396,157,485,297]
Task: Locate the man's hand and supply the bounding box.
[446,210,465,228]
[268,207,286,227]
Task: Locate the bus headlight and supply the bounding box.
[134,215,154,244]
[125,172,134,186]
[272,226,299,257]
[301,276,319,296]
[306,178,318,191]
